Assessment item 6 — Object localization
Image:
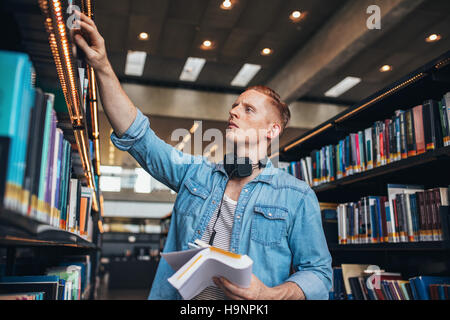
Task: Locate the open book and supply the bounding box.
[162,242,253,300]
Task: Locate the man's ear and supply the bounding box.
[267,123,281,140]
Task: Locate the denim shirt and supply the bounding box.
[111,109,332,300]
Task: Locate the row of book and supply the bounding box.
[0,50,95,239]
[0,255,91,300]
[281,93,450,187]
[330,264,450,300]
[337,184,449,244]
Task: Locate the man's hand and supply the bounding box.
[213,275,305,300]
[71,11,110,73]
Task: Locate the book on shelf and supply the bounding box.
[336,185,449,245]
[280,92,450,187]
[0,255,91,300]
[162,240,253,300]
[0,50,35,214]
[0,275,59,300]
[0,292,44,300]
[330,264,450,300]
[0,50,96,241]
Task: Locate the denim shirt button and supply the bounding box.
[236,215,241,220]
[197,230,201,235]
[244,189,248,193]
[268,213,273,217]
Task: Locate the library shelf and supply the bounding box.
[327,241,449,252]
[0,207,96,250]
[280,50,450,162]
[312,145,450,194]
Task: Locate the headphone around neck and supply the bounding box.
[223,153,268,178]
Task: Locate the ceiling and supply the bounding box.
[2,0,449,105]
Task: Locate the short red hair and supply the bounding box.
[246,85,291,132]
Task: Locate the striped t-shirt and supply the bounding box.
[193,194,237,300]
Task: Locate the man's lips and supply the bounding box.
[228,121,239,129]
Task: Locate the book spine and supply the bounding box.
[412,105,426,154]
[392,198,400,243]
[416,192,426,241]
[365,128,373,169]
[399,111,408,159]
[394,115,401,161]
[404,193,415,242]
[384,119,391,164]
[405,109,416,157]
[439,100,450,146]
[433,189,443,241]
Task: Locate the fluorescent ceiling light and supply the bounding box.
[125,51,147,76]
[324,76,361,97]
[180,57,206,82]
[231,64,261,87]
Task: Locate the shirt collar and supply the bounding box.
[213,158,275,185]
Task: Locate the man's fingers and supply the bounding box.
[73,33,93,57]
[214,278,244,300]
[75,10,96,29]
[78,21,96,39]
[220,277,247,296]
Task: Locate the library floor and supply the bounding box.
[101,289,149,300]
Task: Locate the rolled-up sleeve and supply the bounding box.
[110,108,197,192]
[286,188,332,300]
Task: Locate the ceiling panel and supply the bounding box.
[95,13,129,53]
[167,0,209,25]
[159,21,197,58]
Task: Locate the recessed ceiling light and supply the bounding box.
[202,40,212,48]
[324,76,362,98]
[180,57,206,82]
[124,51,147,76]
[290,10,303,22]
[426,34,442,43]
[231,64,262,87]
[261,48,273,56]
[221,0,233,10]
[380,65,393,72]
[138,32,149,41]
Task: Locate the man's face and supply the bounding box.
[226,89,281,150]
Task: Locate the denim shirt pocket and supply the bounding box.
[251,205,288,247]
[175,177,210,217]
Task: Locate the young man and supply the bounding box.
[73,12,332,300]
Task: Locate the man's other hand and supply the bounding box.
[213,274,272,300]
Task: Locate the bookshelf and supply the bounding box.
[0,0,103,300]
[280,51,450,162]
[279,51,450,281]
[0,207,96,250]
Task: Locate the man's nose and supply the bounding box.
[229,105,240,119]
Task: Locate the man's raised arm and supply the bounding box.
[72,11,136,137]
